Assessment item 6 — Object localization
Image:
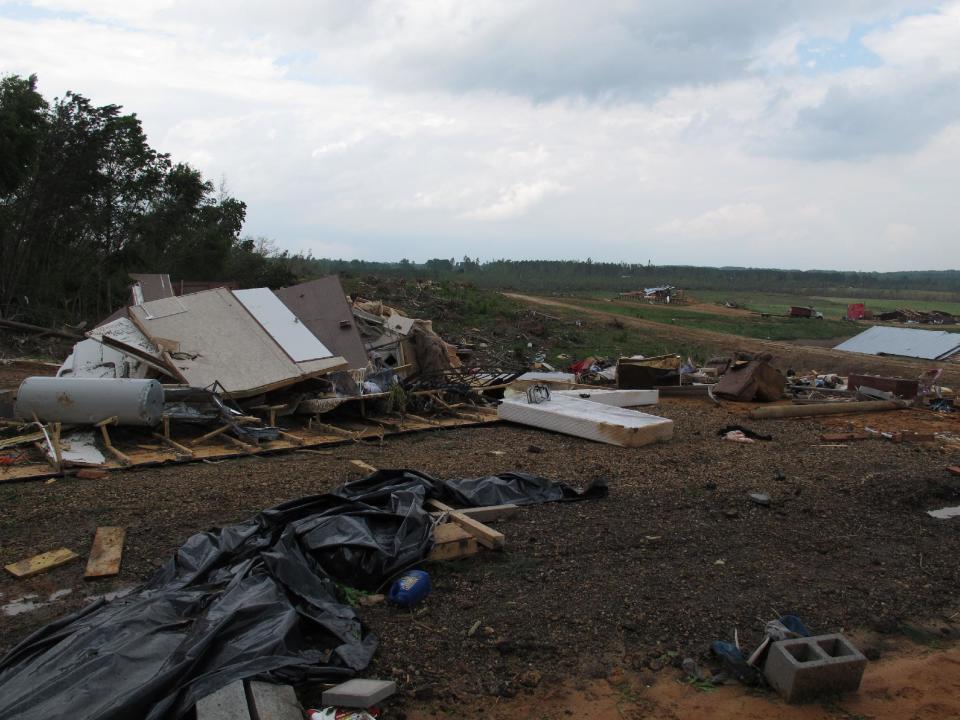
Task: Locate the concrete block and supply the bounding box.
[763,634,867,703]
[195,681,252,720]
[247,681,302,720]
[322,678,397,708]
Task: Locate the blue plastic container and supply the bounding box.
[388,570,431,607]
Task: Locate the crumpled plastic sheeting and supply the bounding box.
[0,469,604,720]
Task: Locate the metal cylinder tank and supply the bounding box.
[15,377,165,426]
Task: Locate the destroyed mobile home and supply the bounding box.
[1,274,520,481]
[2,279,960,719]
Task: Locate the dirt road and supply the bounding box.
[505,293,960,386]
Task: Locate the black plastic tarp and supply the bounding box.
[0,470,605,720]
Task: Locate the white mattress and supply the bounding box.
[498,394,673,447]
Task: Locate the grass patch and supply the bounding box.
[690,289,960,319]
[566,298,854,342]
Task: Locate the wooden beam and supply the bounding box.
[5,547,78,578]
[426,499,505,550]
[152,432,194,457]
[33,442,60,470]
[99,423,131,465]
[458,504,519,522]
[350,459,378,474]
[223,435,259,454]
[51,422,63,472]
[84,527,125,578]
[189,424,232,447]
[276,430,305,446]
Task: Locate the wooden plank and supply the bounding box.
[224,435,259,453]
[152,432,194,457]
[190,424,232,447]
[247,681,302,720]
[5,547,78,578]
[84,527,125,578]
[350,459,378,474]
[0,430,45,449]
[428,523,478,561]
[276,430,305,446]
[458,504,519,522]
[196,681,252,720]
[427,499,505,550]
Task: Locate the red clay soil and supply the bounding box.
[408,637,960,720]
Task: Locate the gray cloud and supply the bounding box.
[361,1,932,99]
[772,75,960,160]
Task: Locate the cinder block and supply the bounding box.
[322,678,397,708]
[763,633,867,703]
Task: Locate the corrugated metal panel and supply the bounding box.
[834,326,960,360]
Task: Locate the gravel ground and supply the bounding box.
[2,398,959,716]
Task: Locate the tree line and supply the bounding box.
[296,257,960,299]
[0,74,293,325]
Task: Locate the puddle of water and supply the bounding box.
[928,506,960,519]
[2,594,41,617]
[2,588,74,617]
[85,586,136,604]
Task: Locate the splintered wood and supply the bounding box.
[84,527,125,578]
[350,459,379,474]
[5,548,78,578]
[426,499,506,550]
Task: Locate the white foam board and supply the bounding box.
[498,395,673,447]
[551,389,659,407]
[234,288,333,362]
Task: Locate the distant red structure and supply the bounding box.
[846,303,866,320]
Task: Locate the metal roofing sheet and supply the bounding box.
[834,325,960,360]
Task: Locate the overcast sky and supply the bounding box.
[1,1,959,271]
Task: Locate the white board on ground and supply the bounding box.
[233,288,333,362]
[52,430,106,466]
[551,389,659,407]
[498,395,673,447]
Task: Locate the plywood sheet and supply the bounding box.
[84,527,125,578]
[275,276,369,369]
[498,395,673,447]
[5,548,78,578]
[233,288,332,362]
[129,288,324,397]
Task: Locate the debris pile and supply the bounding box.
[0,274,505,481]
[0,469,606,720]
[876,308,956,325]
